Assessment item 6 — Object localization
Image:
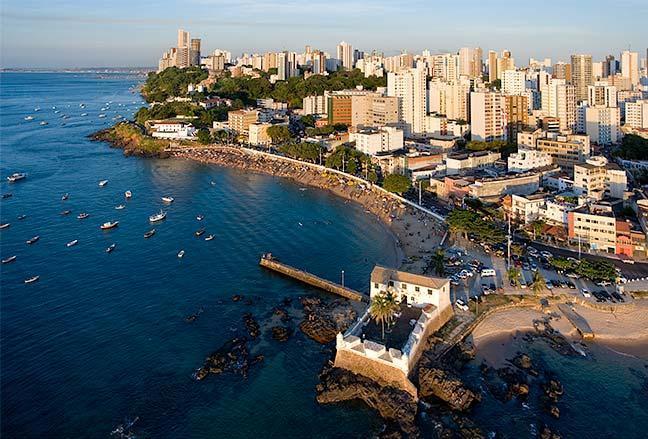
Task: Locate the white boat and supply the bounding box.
[177,250,185,258]
[115,204,125,210]
[81,113,88,117]
[144,229,156,238]
[106,243,116,253]
[66,239,78,247]
[196,215,204,221]
[2,255,17,264]
[7,172,26,182]
[26,236,39,244]
[98,180,108,187]
[0,223,9,229]
[100,221,119,230]
[60,210,71,216]
[24,116,34,121]
[149,210,166,222]
[17,214,27,220]
[54,110,60,114]
[40,121,48,126]
[210,181,216,186]
[161,196,174,204]
[125,190,132,199]
[24,275,40,284]
[204,234,215,241]
[77,213,89,219]
[194,228,205,237]
[62,193,69,201]
[34,107,40,112]
[98,114,106,118]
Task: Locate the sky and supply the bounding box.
[1,0,647,68]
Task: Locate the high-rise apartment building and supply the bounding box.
[571,54,593,102]
[621,51,639,86]
[336,41,354,70]
[541,79,577,133]
[177,29,189,49]
[587,82,617,107]
[387,64,427,135]
[428,80,471,121]
[625,100,648,129]
[190,39,201,66]
[496,50,515,80]
[459,47,483,78]
[470,91,507,142]
[488,50,498,83]
[501,70,526,95]
[553,62,571,81]
[505,94,529,142]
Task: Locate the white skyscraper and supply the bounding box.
[470,91,507,142]
[541,79,577,133]
[501,70,526,96]
[387,64,427,135]
[336,41,354,70]
[621,51,639,86]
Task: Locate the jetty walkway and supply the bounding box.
[557,304,595,339]
[259,253,367,302]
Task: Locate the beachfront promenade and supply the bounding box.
[259,253,368,302]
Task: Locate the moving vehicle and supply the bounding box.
[194,228,205,237]
[26,236,40,244]
[2,255,17,264]
[161,196,174,204]
[98,180,108,187]
[144,229,156,238]
[24,275,40,284]
[0,223,10,229]
[66,239,78,247]
[77,212,89,219]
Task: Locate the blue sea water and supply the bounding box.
[2,72,648,439]
[0,72,398,438]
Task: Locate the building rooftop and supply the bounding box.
[371,265,449,290]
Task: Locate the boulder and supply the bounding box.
[194,337,263,380]
[418,366,480,411]
[243,313,260,339]
[270,326,292,342]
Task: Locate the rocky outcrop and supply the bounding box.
[417,366,480,411]
[299,297,357,344]
[243,313,260,338]
[316,367,419,437]
[194,337,263,381]
[89,122,170,158]
[270,326,292,342]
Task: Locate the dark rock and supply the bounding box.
[299,296,357,344]
[511,353,533,370]
[418,366,480,411]
[539,424,561,439]
[184,307,204,323]
[273,307,291,322]
[496,367,529,401]
[548,404,560,418]
[243,313,260,338]
[316,367,419,437]
[452,414,485,439]
[543,378,564,402]
[270,326,292,342]
[194,337,262,380]
[231,294,243,302]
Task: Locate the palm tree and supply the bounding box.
[531,270,546,295]
[508,267,522,287]
[369,292,399,340]
[432,249,445,277]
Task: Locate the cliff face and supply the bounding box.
[89,122,170,158]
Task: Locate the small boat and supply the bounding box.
[24,275,40,284]
[61,210,72,216]
[98,114,106,118]
[61,193,69,201]
[194,228,205,237]
[144,229,156,238]
[54,110,60,114]
[196,215,204,221]
[66,239,78,247]
[204,234,215,241]
[115,204,125,210]
[161,196,174,204]
[17,214,27,220]
[7,173,26,182]
[34,107,40,112]
[2,193,12,199]
[40,121,48,126]
[100,221,119,230]
[149,210,166,222]
[125,190,132,199]
[98,180,108,187]
[298,222,303,227]
[0,223,9,229]
[79,103,85,108]
[106,244,116,253]
[24,115,34,121]
[177,250,185,258]
[26,236,39,244]
[81,113,88,117]
[2,255,17,264]
[77,212,89,219]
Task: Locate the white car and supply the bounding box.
[566,272,579,279]
[455,299,469,311]
[581,289,591,298]
[540,251,553,259]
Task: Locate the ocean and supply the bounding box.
[1,72,647,438]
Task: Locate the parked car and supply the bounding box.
[545,281,553,290]
[455,299,469,311]
[567,281,576,289]
[581,289,591,298]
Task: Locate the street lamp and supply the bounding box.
[341,270,345,288]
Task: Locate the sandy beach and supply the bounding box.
[171,146,446,273]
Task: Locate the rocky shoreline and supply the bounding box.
[89,122,171,158]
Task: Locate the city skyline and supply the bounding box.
[1,0,647,68]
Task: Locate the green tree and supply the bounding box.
[197,129,212,144]
[382,174,411,194]
[531,270,546,295]
[301,114,316,127]
[369,292,399,340]
[432,249,445,277]
[368,170,378,184]
[530,219,545,240]
[267,125,292,144]
[347,158,358,175]
[507,267,522,287]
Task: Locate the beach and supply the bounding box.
[171,145,446,274]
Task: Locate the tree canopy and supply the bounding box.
[614,134,648,161]
[446,208,505,243]
[267,125,292,144]
[142,67,208,103]
[277,142,322,163]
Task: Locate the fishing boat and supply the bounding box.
[194,228,205,237]
[98,114,106,118]
[125,190,132,199]
[149,210,166,222]
[115,204,125,210]
[66,239,78,247]
[100,221,119,230]
[161,196,174,204]
[204,234,215,241]
[34,107,40,112]
[24,115,34,121]
[54,110,60,114]
[177,250,185,258]
[61,193,69,201]
[7,172,26,182]
[0,223,9,229]
[40,121,48,126]
[2,255,17,264]
[61,210,71,216]
[196,215,204,221]
[26,236,39,244]
[210,181,216,186]
[24,275,40,284]
[77,212,89,219]
[144,229,156,238]
[106,244,116,253]
[98,180,108,187]
[81,113,88,117]
[17,214,27,220]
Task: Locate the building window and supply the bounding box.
[374,283,379,289]
[388,281,394,287]
[402,283,408,290]
[414,286,420,292]
[427,288,434,295]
